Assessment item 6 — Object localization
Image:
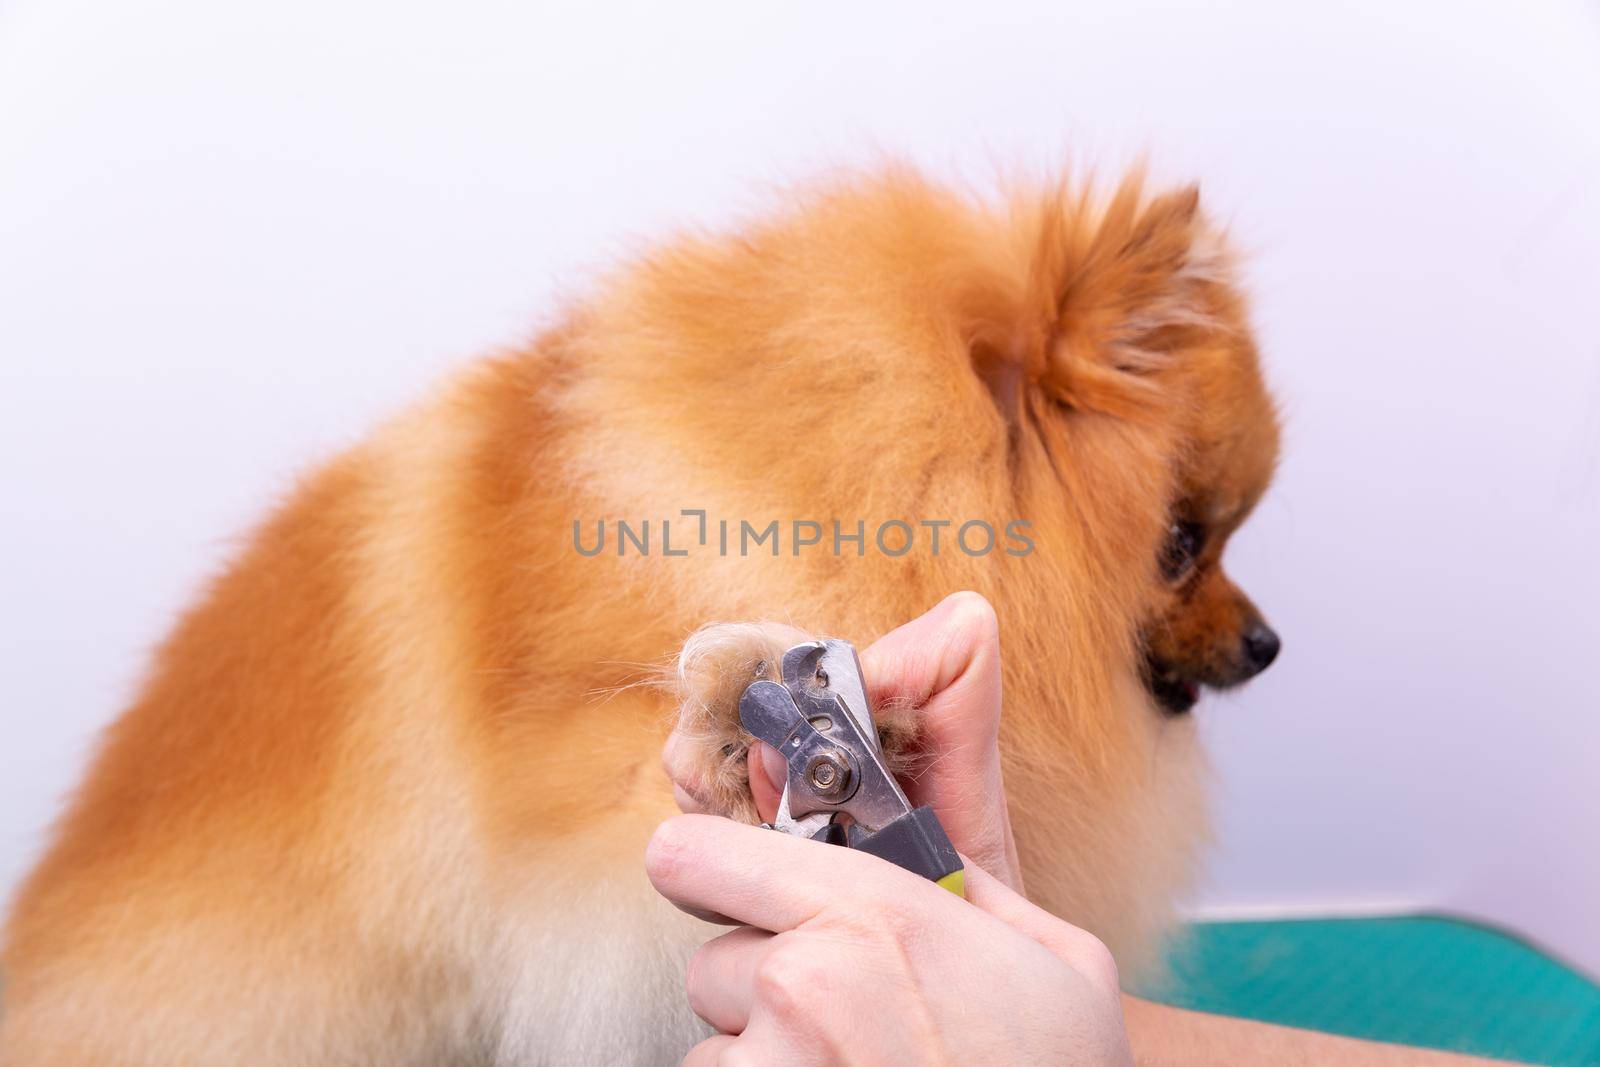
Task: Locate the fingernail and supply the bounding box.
[753,740,788,793]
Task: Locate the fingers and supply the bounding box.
[860,590,1003,747]
[959,862,1120,990]
[681,1033,800,1067]
[686,925,773,1033]
[646,814,920,932]
[647,815,840,932]
[858,591,1023,890]
[746,741,786,824]
[681,1034,736,1066]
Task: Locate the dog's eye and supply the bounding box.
[1160,520,1205,582]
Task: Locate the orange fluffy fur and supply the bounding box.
[1,165,1278,1064]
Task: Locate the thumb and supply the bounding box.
[859,591,1022,891]
[747,740,787,824]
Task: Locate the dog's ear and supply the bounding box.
[1035,181,1225,420]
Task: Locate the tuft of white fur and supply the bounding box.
[489,867,714,1066]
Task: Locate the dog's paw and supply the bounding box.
[670,622,923,824]
[672,622,807,823]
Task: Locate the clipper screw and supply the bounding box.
[805,751,852,798]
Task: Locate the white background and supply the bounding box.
[3,1,1598,974]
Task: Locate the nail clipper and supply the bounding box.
[739,639,965,896]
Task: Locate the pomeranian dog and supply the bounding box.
[1,164,1280,1065]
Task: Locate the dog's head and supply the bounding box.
[1100,186,1281,715]
[1122,192,1280,714]
[1139,357,1280,714]
[976,177,1282,715]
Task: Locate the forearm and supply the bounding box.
[1121,996,1509,1066]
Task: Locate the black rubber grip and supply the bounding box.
[847,806,962,885]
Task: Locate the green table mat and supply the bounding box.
[1142,916,1600,1065]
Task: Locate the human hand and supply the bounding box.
[646,814,1130,1066]
[663,591,1023,892]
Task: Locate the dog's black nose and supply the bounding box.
[1242,623,1281,674]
